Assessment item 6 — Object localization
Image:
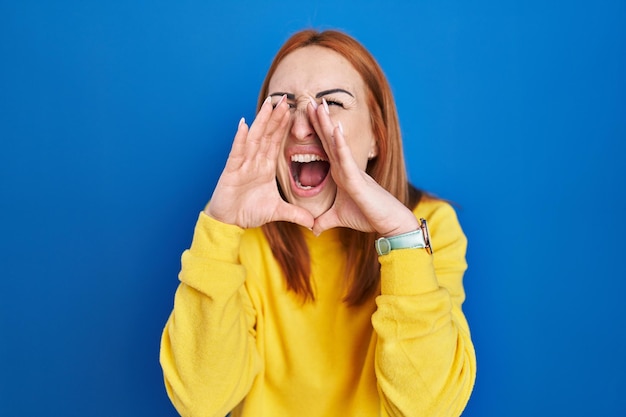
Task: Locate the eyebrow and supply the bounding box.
[269,88,354,100]
[269,92,296,100]
[315,88,354,98]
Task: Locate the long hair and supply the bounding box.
[258,29,422,305]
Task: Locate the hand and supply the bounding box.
[308,100,419,237]
[205,96,315,229]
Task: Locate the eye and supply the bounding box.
[272,101,297,110]
[325,99,344,108]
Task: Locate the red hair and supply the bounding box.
[258,29,422,305]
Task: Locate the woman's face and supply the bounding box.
[268,45,378,219]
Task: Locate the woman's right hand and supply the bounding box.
[204,96,315,230]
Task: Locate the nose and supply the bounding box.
[289,107,315,142]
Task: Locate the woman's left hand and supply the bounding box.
[307,100,419,237]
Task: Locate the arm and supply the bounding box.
[160,97,312,416]
[372,201,476,417]
[160,214,259,417]
[306,98,475,415]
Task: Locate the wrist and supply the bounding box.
[204,202,236,226]
[378,219,420,238]
[375,218,432,256]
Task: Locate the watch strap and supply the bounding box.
[375,218,432,256]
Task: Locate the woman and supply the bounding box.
[160,29,476,417]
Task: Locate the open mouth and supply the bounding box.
[290,154,330,190]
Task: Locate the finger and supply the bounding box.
[329,121,361,172]
[246,96,275,145]
[264,109,290,160]
[311,208,340,236]
[306,100,326,140]
[227,117,249,159]
[311,99,352,166]
[316,98,340,145]
[309,104,360,178]
[306,100,336,159]
[260,95,289,147]
[274,200,315,229]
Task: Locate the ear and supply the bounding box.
[368,140,379,160]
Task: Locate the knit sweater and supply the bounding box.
[160,198,476,417]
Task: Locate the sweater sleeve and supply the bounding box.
[160,212,260,417]
[371,201,476,417]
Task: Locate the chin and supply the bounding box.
[278,177,336,220]
[291,186,336,218]
[298,199,334,219]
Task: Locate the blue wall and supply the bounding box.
[1,1,625,416]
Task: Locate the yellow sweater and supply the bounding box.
[160,198,476,417]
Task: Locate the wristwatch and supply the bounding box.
[375,218,432,255]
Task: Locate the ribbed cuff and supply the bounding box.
[188,212,245,262]
[378,249,439,295]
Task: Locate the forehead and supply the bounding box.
[268,45,365,94]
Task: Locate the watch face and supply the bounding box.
[419,218,433,254]
[375,237,392,256]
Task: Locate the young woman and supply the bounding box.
[160,29,476,417]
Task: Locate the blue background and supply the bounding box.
[1,1,625,416]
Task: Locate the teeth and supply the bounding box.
[295,180,313,190]
[290,154,326,163]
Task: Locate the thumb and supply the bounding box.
[273,201,315,229]
[312,209,341,236]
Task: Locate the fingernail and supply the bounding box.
[264,96,272,105]
[308,96,318,110]
[277,94,286,106]
[238,117,245,128]
[322,98,329,114]
[337,121,344,135]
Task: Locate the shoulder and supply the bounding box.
[413,196,461,226]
